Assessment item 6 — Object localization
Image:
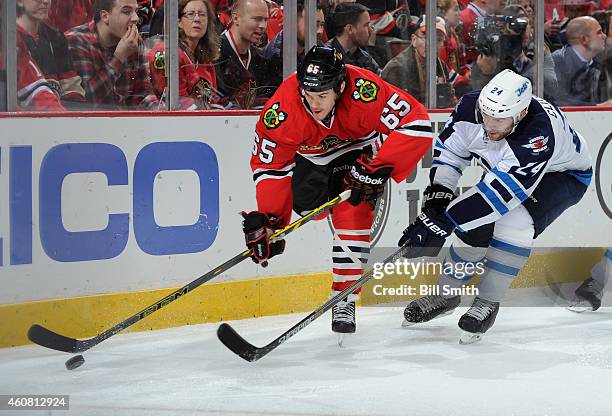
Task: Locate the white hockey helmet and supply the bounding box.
[478,69,532,127]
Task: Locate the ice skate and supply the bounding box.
[402,295,461,327]
[458,296,500,344]
[332,300,355,346]
[567,277,603,313]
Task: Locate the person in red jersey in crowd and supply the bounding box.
[147,0,222,109]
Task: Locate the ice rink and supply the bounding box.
[2,293,611,416]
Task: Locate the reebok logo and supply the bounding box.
[351,166,384,185]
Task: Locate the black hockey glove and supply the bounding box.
[242,211,286,267]
[398,209,455,258]
[343,154,393,206]
[422,184,457,215]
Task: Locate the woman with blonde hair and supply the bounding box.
[148,0,221,109]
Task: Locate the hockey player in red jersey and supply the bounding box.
[241,45,433,335]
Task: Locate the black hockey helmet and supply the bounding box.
[297,46,346,93]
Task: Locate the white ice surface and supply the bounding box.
[1,295,612,416]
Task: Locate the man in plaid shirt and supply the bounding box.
[66,0,159,110]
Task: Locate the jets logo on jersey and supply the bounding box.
[352,78,379,103]
[299,135,351,153]
[262,103,288,129]
[522,136,549,154]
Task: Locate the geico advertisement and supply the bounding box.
[6,142,219,263]
[0,116,330,304]
[0,113,610,303]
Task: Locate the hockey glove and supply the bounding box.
[242,211,286,267]
[343,154,393,206]
[422,184,457,215]
[398,209,455,258]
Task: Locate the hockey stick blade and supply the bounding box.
[27,324,80,353]
[217,245,410,362]
[27,190,351,354]
[217,323,263,362]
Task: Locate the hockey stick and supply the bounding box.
[217,245,411,362]
[27,190,352,354]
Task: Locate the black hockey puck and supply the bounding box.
[65,354,85,370]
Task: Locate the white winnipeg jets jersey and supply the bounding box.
[432,91,592,232]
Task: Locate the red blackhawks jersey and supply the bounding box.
[251,65,434,226]
[14,35,64,111]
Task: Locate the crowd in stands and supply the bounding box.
[5,0,612,111]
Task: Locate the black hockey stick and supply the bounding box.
[217,245,410,362]
[27,190,351,354]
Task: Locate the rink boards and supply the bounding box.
[0,110,610,347]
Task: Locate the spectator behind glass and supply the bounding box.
[15,33,65,111]
[358,0,409,39]
[216,0,273,109]
[471,5,558,103]
[263,0,325,87]
[591,10,612,101]
[66,0,160,110]
[321,0,357,42]
[17,0,86,108]
[357,0,410,68]
[265,1,283,47]
[147,0,222,109]
[554,0,600,48]
[459,0,505,64]
[47,0,93,33]
[325,2,381,75]
[1,10,63,111]
[517,0,538,59]
[438,0,472,97]
[552,16,610,105]
[438,0,463,71]
[381,16,457,108]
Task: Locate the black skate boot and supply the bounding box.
[458,296,500,344]
[332,299,356,333]
[568,277,603,312]
[402,295,461,327]
[332,299,355,347]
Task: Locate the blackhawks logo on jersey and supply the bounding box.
[153,51,165,70]
[262,102,288,129]
[352,78,379,103]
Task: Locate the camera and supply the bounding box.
[472,15,528,60]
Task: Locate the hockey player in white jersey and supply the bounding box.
[398,69,593,344]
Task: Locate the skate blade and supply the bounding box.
[401,309,455,328]
[401,319,416,328]
[567,301,593,313]
[337,333,353,347]
[459,332,483,344]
